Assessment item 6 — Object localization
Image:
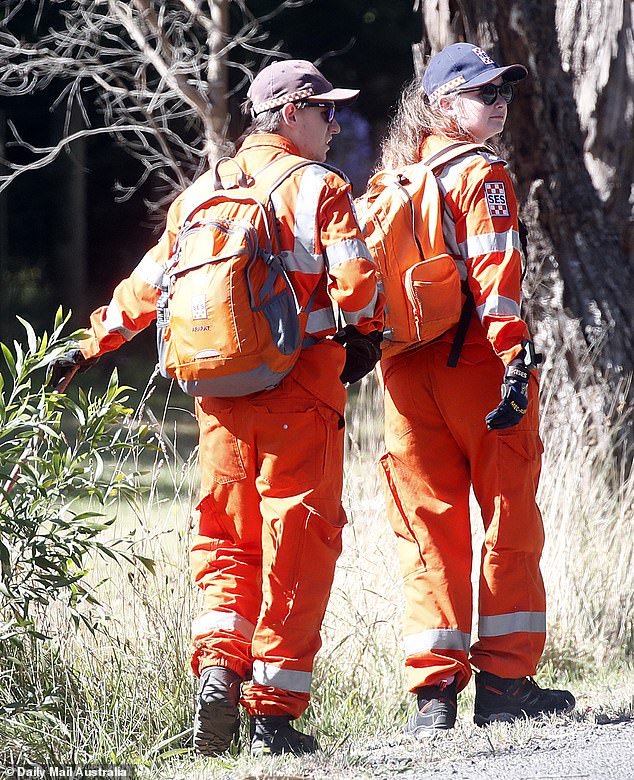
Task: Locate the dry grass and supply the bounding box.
[2,353,633,775]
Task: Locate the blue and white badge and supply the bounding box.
[484,181,510,217]
[472,47,495,66]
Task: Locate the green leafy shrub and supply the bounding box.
[0,310,154,643]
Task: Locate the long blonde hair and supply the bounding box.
[379,78,474,169]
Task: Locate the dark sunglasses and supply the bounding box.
[461,82,514,105]
[295,101,336,123]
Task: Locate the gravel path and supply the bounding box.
[358,717,634,780]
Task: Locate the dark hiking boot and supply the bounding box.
[403,679,458,736]
[193,666,242,756]
[250,715,318,756]
[474,671,575,726]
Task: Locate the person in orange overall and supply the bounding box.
[49,59,383,756]
[374,43,574,734]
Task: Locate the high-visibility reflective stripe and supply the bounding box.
[342,288,380,327]
[479,150,506,166]
[252,661,312,693]
[326,238,373,269]
[103,301,137,341]
[478,611,546,637]
[436,153,481,194]
[305,305,336,335]
[459,229,520,260]
[294,164,328,255]
[278,249,324,276]
[436,150,507,194]
[133,253,165,289]
[476,294,521,321]
[271,164,328,276]
[191,610,256,641]
[403,628,471,657]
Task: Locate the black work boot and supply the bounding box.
[193,666,242,756]
[474,670,575,726]
[403,679,458,737]
[250,715,318,756]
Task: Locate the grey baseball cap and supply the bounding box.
[248,59,359,115]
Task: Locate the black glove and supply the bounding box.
[48,348,94,392]
[485,340,542,431]
[332,326,383,385]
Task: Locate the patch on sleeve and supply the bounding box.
[484,181,510,217]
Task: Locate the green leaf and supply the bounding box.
[135,555,157,575]
[16,316,38,355]
[1,343,16,378]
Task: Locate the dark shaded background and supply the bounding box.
[0,1,419,380]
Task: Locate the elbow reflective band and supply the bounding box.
[133,253,165,289]
[459,228,520,260]
[476,294,521,321]
[325,237,374,268]
[102,301,137,340]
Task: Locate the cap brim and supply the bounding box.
[461,64,528,90]
[305,87,359,106]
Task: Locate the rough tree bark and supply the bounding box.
[414,0,634,442]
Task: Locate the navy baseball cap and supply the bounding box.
[423,43,528,103]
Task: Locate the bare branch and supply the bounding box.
[0,122,164,193]
[0,0,315,207]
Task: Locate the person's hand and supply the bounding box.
[332,326,383,385]
[47,349,91,392]
[485,341,542,431]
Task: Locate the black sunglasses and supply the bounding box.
[294,101,336,123]
[460,82,514,105]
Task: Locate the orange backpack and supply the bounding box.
[356,142,483,359]
[156,155,328,397]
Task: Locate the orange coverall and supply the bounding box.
[80,133,383,717]
[380,135,546,694]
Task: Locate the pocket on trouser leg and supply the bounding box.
[190,491,263,635]
[378,453,426,574]
[260,504,343,626]
[247,507,342,717]
[190,493,237,585]
[488,429,545,553]
[197,407,248,488]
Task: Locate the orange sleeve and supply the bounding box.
[318,178,384,335]
[452,157,529,364]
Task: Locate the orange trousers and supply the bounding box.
[380,340,546,694]
[190,373,345,718]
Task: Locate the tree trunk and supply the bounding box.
[207,0,229,164]
[415,0,634,439]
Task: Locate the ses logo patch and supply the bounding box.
[484,181,510,217]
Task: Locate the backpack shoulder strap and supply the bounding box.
[422,141,492,171]
[419,142,489,368]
